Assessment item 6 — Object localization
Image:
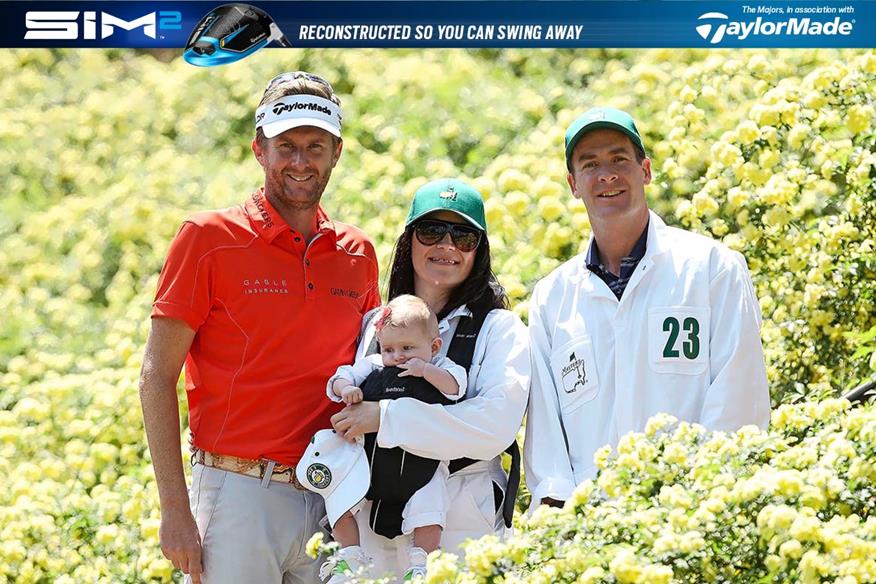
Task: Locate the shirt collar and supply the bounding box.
[644,210,670,259]
[437,304,473,334]
[585,218,649,272]
[315,206,336,237]
[245,188,337,243]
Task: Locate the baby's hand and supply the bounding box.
[341,386,363,405]
[398,358,427,377]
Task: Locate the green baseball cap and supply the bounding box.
[564,107,646,169]
[405,179,487,233]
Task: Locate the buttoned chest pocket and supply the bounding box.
[550,336,599,414]
[648,306,710,375]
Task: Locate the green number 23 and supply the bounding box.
[662,316,700,359]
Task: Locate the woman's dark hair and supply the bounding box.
[386,223,508,321]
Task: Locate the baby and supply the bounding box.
[325,294,466,582]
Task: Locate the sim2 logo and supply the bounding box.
[25,11,183,40]
[696,11,854,44]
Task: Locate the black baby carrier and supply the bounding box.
[361,308,520,538]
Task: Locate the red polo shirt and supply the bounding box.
[152,188,380,465]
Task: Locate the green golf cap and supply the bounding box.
[564,107,646,169]
[405,178,487,232]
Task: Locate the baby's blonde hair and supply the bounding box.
[374,295,439,339]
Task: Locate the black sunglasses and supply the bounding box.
[265,71,334,93]
[413,219,482,253]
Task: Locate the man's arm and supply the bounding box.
[700,252,771,430]
[139,317,202,583]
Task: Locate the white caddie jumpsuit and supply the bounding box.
[524,211,770,510]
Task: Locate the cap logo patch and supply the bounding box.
[439,187,457,201]
[306,463,332,489]
[587,111,605,121]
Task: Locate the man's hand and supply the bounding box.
[541,497,565,508]
[331,401,380,442]
[341,385,363,405]
[160,507,203,583]
[397,358,427,377]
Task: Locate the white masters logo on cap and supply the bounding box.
[439,186,457,201]
[296,429,369,528]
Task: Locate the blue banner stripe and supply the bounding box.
[3,1,872,48]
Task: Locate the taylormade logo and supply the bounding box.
[272,101,332,116]
[696,12,854,44]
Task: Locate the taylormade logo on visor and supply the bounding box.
[272,101,333,116]
[256,96,343,137]
[696,12,853,44]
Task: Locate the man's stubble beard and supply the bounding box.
[268,168,333,212]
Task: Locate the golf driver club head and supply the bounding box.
[183,3,290,67]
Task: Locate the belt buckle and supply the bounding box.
[262,460,303,490]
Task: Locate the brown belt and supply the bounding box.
[191,448,307,490]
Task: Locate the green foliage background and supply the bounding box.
[0,48,874,582]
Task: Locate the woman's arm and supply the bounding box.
[377,310,530,461]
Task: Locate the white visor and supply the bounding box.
[255,95,343,138]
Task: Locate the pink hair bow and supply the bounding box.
[374,306,392,332]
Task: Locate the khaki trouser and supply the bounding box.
[184,463,326,584]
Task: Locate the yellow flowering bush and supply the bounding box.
[1,48,875,581]
[664,53,876,403]
[426,400,876,583]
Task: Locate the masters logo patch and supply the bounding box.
[439,186,457,200]
[561,351,588,394]
[306,463,332,489]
